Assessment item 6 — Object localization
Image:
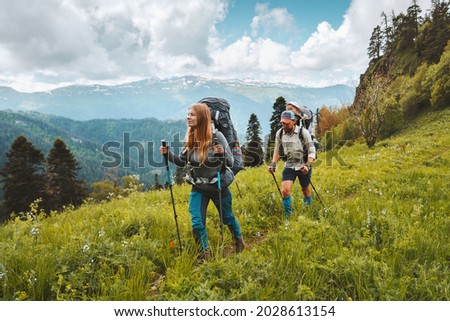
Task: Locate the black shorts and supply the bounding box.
[282,167,312,188]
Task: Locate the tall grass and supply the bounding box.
[1,109,449,300]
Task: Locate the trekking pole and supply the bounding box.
[271,171,288,221]
[161,140,182,253]
[303,173,326,208]
[235,181,243,198]
[214,138,225,257]
[271,171,282,198]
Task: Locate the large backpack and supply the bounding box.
[277,125,316,163]
[198,97,244,175]
[298,105,314,131]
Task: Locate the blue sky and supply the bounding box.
[218,0,352,45]
[0,0,433,92]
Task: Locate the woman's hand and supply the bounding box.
[160,146,168,155]
[213,143,224,155]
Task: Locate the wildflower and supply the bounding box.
[0,263,6,280]
[27,269,37,285]
[30,226,40,236]
[82,244,90,253]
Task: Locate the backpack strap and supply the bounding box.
[298,124,305,144]
[211,119,218,137]
[278,125,304,144]
[211,110,220,130]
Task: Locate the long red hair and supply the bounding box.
[185,103,212,163]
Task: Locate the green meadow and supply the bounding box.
[1,109,449,301]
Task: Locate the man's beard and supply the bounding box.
[284,126,294,134]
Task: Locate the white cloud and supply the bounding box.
[211,36,290,75]
[250,3,296,38]
[0,0,434,91]
[0,0,227,91]
[289,13,367,81]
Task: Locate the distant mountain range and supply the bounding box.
[0,76,355,135]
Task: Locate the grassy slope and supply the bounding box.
[0,109,449,301]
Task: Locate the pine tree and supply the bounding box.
[0,135,45,218]
[153,173,163,190]
[266,96,286,162]
[380,12,393,54]
[408,1,423,56]
[420,0,450,64]
[45,138,87,211]
[246,113,263,143]
[243,113,264,167]
[368,25,383,59]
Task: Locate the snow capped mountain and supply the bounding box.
[0,76,355,135]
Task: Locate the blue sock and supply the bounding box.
[282,196,292,220]
[303,196,312,205]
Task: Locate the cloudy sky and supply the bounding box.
[0,0,433,92]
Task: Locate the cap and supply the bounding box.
[280,110,296,123]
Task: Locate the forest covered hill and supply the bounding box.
[0,110,186,195]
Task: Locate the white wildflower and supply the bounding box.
[0,263,6,280]
[30,227,40,236]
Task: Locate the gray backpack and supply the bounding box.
[198,97,244,175]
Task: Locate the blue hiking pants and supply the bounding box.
[188,187,242,251]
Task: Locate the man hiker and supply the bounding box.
[268,110,316,220]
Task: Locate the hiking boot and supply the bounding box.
[235,238,245,253]
[197,250,210,263]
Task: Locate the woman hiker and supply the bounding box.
[160,103,244,261]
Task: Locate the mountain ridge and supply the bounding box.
[0,76,355,135]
